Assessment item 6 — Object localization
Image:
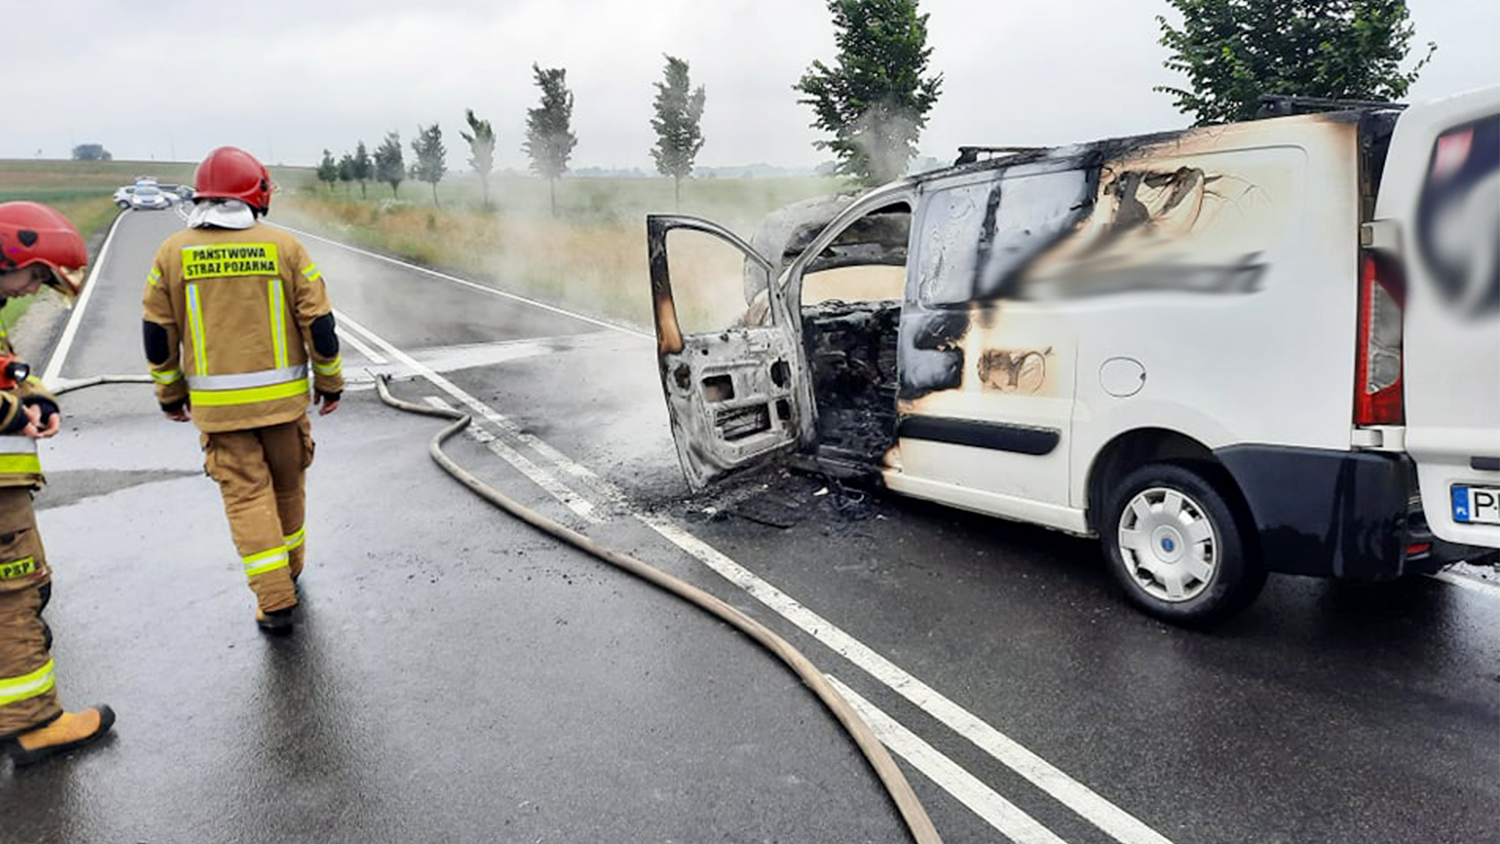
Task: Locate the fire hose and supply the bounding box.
[42,372,943,843]
[49,374,153,396]
[373,374,942,844]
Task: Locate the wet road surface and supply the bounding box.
[1,208,1496,844]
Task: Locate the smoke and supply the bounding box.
[847,104,923,185]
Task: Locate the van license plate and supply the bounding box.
[1452,485,1500,525]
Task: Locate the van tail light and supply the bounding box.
[1354,251,1405,425]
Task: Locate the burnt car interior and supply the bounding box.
[790,202,911,479]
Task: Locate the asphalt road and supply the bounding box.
[1,207,1495,844]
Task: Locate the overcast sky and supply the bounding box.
[12,0,1498,171]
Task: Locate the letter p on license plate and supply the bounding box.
[1453,485,1500,525]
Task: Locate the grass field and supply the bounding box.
[0,158,854,335]
[275,168,849,329]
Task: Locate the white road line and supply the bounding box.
[335,326,387,364]
[274,222,653,340]
[423,396,601,524]
[337,309,609,490]
[827,676,1069,844]
[637,513,1174,844]
[1429,570,1500,599]
[334,310,603,523]
[337,307,1172,844]
[42,211,128,386]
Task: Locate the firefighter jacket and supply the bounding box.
[0,308,54,490]
[142,224,344,433]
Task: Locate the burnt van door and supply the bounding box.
[1374,90,1500,547]
[646,214,810,491]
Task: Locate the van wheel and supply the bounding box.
[1102,462,1265,625]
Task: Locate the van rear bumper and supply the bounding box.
[1215,445,1489,580]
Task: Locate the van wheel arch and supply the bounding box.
[1086,430,1258,552]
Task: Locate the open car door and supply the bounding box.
[646,214,812,491]
[1374,87,1500,546]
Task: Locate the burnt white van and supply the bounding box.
[645,86,1500,624]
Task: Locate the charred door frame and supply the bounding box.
[645,214,815,489]
[778,183,921,337]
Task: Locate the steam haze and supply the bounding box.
[14,0,1498,170]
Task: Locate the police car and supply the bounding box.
[114,178,179,211]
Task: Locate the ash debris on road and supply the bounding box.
[673,465,881,532]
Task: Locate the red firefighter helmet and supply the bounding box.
[194,146,273,213]
[0,201,87,297]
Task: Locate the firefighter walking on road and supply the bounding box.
[144,147,344,634]
[0,202,115,766]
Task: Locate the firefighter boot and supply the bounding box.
[9,705,115,767]
[256,606,295,635]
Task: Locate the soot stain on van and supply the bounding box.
[898,309,968,400]
[977,347,1052,394]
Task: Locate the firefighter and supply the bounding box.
[144,147,344,634]
[0,201,115,766]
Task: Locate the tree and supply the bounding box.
[794,0,942,187]
[375,131,405,198]
[352,141,373,198]
[460,109,497,209]
[650,54,707,209]
[410,122,447,207]
[1156,0,1436,126]
[523,63,578,216]
[337,152,356,192]
[316,149,338,190]
[71,143,112,162]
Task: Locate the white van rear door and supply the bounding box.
[1375,86,1500,545]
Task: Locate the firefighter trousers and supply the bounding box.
[203,416,314,614]
[0,487,60,738]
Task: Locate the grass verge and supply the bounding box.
[276,172,847,330]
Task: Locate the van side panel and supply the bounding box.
[1068,119,1366,510]
[886,116,1368,530]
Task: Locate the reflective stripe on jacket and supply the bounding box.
[142,224,343,433]
[0,436,39,477]
[0,323,51,489]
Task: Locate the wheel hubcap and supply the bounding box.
[1117,486,1219,602]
